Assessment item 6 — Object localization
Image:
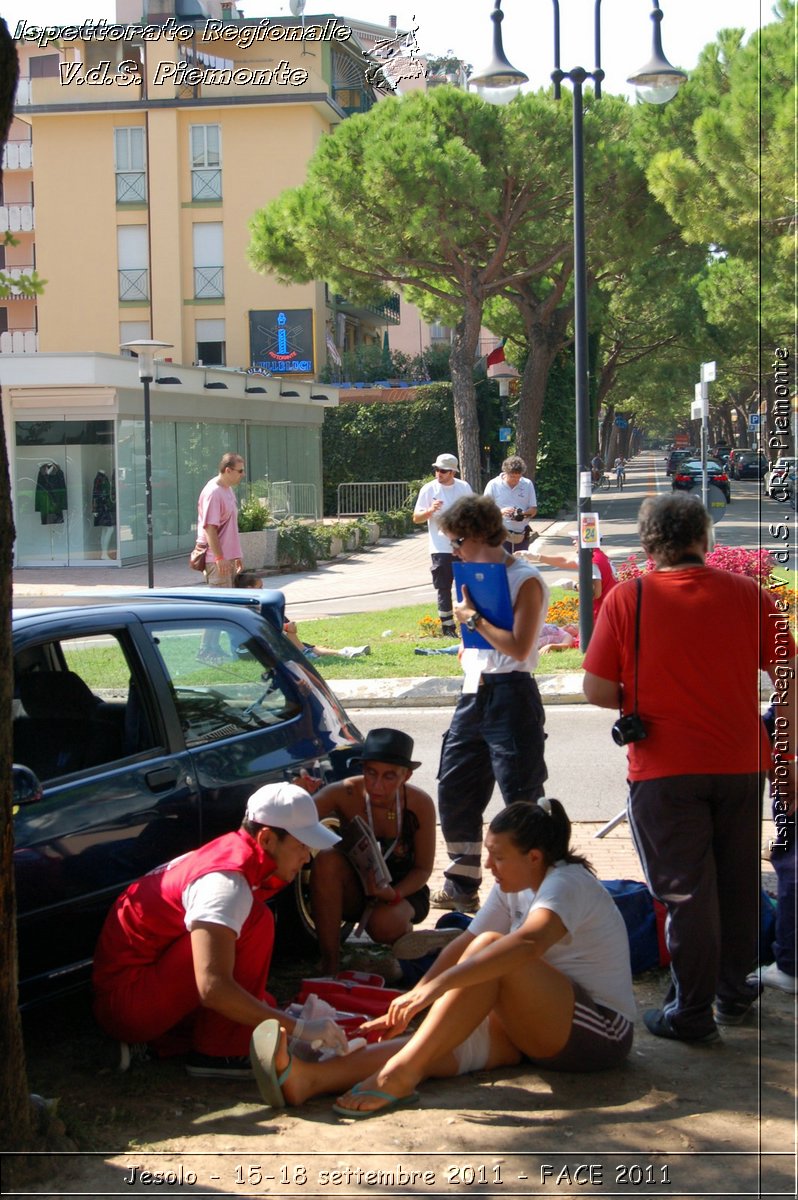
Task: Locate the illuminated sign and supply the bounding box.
[249,308,314,374]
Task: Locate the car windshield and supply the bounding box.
[680,461,722,471]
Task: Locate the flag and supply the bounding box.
[326,331,342,366]
[486,338,507,368]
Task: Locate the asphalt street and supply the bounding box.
[349,703,626,823]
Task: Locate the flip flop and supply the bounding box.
[332,1082,421,1120]
[250,1020,292,1108]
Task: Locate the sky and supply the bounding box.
[0,1,778,101]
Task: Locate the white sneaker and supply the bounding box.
[750,962,797,993]
[339,645,370,658]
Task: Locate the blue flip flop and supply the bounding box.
[250,1019,292,1108]
[332,1082,421,1120]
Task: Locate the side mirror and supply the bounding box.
[12,765,43,808]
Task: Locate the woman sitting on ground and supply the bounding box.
[251,798,636,1118]
[308,728,436,977]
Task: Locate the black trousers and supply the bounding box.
[628,772,764,1036]
[430,552,456,629]
[437,673,547,896]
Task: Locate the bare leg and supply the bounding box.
[337,933,574,1114]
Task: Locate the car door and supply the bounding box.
[13,613,201,1005]
[140,609,326,844]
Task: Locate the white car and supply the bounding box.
[764,457,797,498]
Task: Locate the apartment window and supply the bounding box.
[120,321,150,354]
[117,226,149,302]
[115,127,147,203]
[192,223,223,299]
[195,319,225,366]
[0,309,8,335]
[29,54,60,78]
[190,125,222,201]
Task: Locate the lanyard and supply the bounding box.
[364,788,402,861]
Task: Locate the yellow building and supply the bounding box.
[1,2,400,567]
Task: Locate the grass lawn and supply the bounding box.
[295,594,585,681]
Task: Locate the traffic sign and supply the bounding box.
[499,426,512,442]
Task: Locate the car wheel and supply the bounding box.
[270,815,355,957]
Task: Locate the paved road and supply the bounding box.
[349,704,626,823]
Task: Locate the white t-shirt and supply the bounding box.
[460,557,549,693]
[183,870,254,936]
[414,477,473,553]
[469,862,636,1022]
[483,475,537,532]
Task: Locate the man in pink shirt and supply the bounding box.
[197,452,245,587]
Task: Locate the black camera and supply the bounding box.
[512,507,525,522]
[611,713,647,746]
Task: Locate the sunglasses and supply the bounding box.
[435,468,454,474]
[449,536,467,548]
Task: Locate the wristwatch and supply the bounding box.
[465,613,483,632]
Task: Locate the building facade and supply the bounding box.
[1,1,399,564]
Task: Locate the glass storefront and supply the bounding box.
[14,416,321,567]
[15,421,117,566]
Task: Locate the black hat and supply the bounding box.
[359,728,421,770]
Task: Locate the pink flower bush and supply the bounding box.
[615,546,774,584]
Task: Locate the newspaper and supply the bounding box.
[338,814,391,894]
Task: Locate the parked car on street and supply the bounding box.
[764,457,797,498]
[728,449,767,480]
[665,449,695,476]
[12,590,363,1007]
[671,459,731,504]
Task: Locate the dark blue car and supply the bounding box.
[12,590,363,1007]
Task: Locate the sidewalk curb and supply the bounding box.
[328,673,588,708]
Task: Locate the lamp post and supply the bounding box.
[120,338,173,588]
[470,0,686,650]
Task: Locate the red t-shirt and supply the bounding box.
[583,567,795,781]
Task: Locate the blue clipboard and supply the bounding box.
[453,561,514,650]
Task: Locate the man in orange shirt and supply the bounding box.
[583,494,796,1044]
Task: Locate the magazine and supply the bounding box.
[338,814,392,894]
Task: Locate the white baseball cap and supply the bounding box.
[432,453,459,472]
[245,783,340,850]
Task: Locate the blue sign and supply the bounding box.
[499,426,512,443]
[614,417,628,429]
[249,308,314,374]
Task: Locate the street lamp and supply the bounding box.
[120,338,173,588]
[470,0,686,650]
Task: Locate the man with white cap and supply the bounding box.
[413,453,473,637]
[92,783,348,1079]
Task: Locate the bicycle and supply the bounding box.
[593,471,611,492]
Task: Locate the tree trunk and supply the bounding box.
[449,298,485,490]
[0,17,32,1152]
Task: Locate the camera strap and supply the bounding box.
[620,577,642,719]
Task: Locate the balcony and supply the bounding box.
[0,204,35,233]
[3,266,36,297]
[2,141,33,170]
[116,171,147,204]
[193,266,224,300]
[333,292,401,325]
[118,268,149,303]
[0,329,38,353]
[15,78,32,106]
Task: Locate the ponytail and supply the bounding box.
[489,799,594,873]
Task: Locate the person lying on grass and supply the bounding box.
[250,798,635,1119]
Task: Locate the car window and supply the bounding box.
[14,632,158,782]
[147,619,301,747]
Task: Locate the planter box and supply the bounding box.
[239,528,278,569]
[364,521,380,546]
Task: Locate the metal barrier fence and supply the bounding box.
[337,481,413,517]
[264,481,320,520]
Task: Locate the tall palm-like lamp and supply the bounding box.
[470,0,686,649]
[120,338,174,588]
